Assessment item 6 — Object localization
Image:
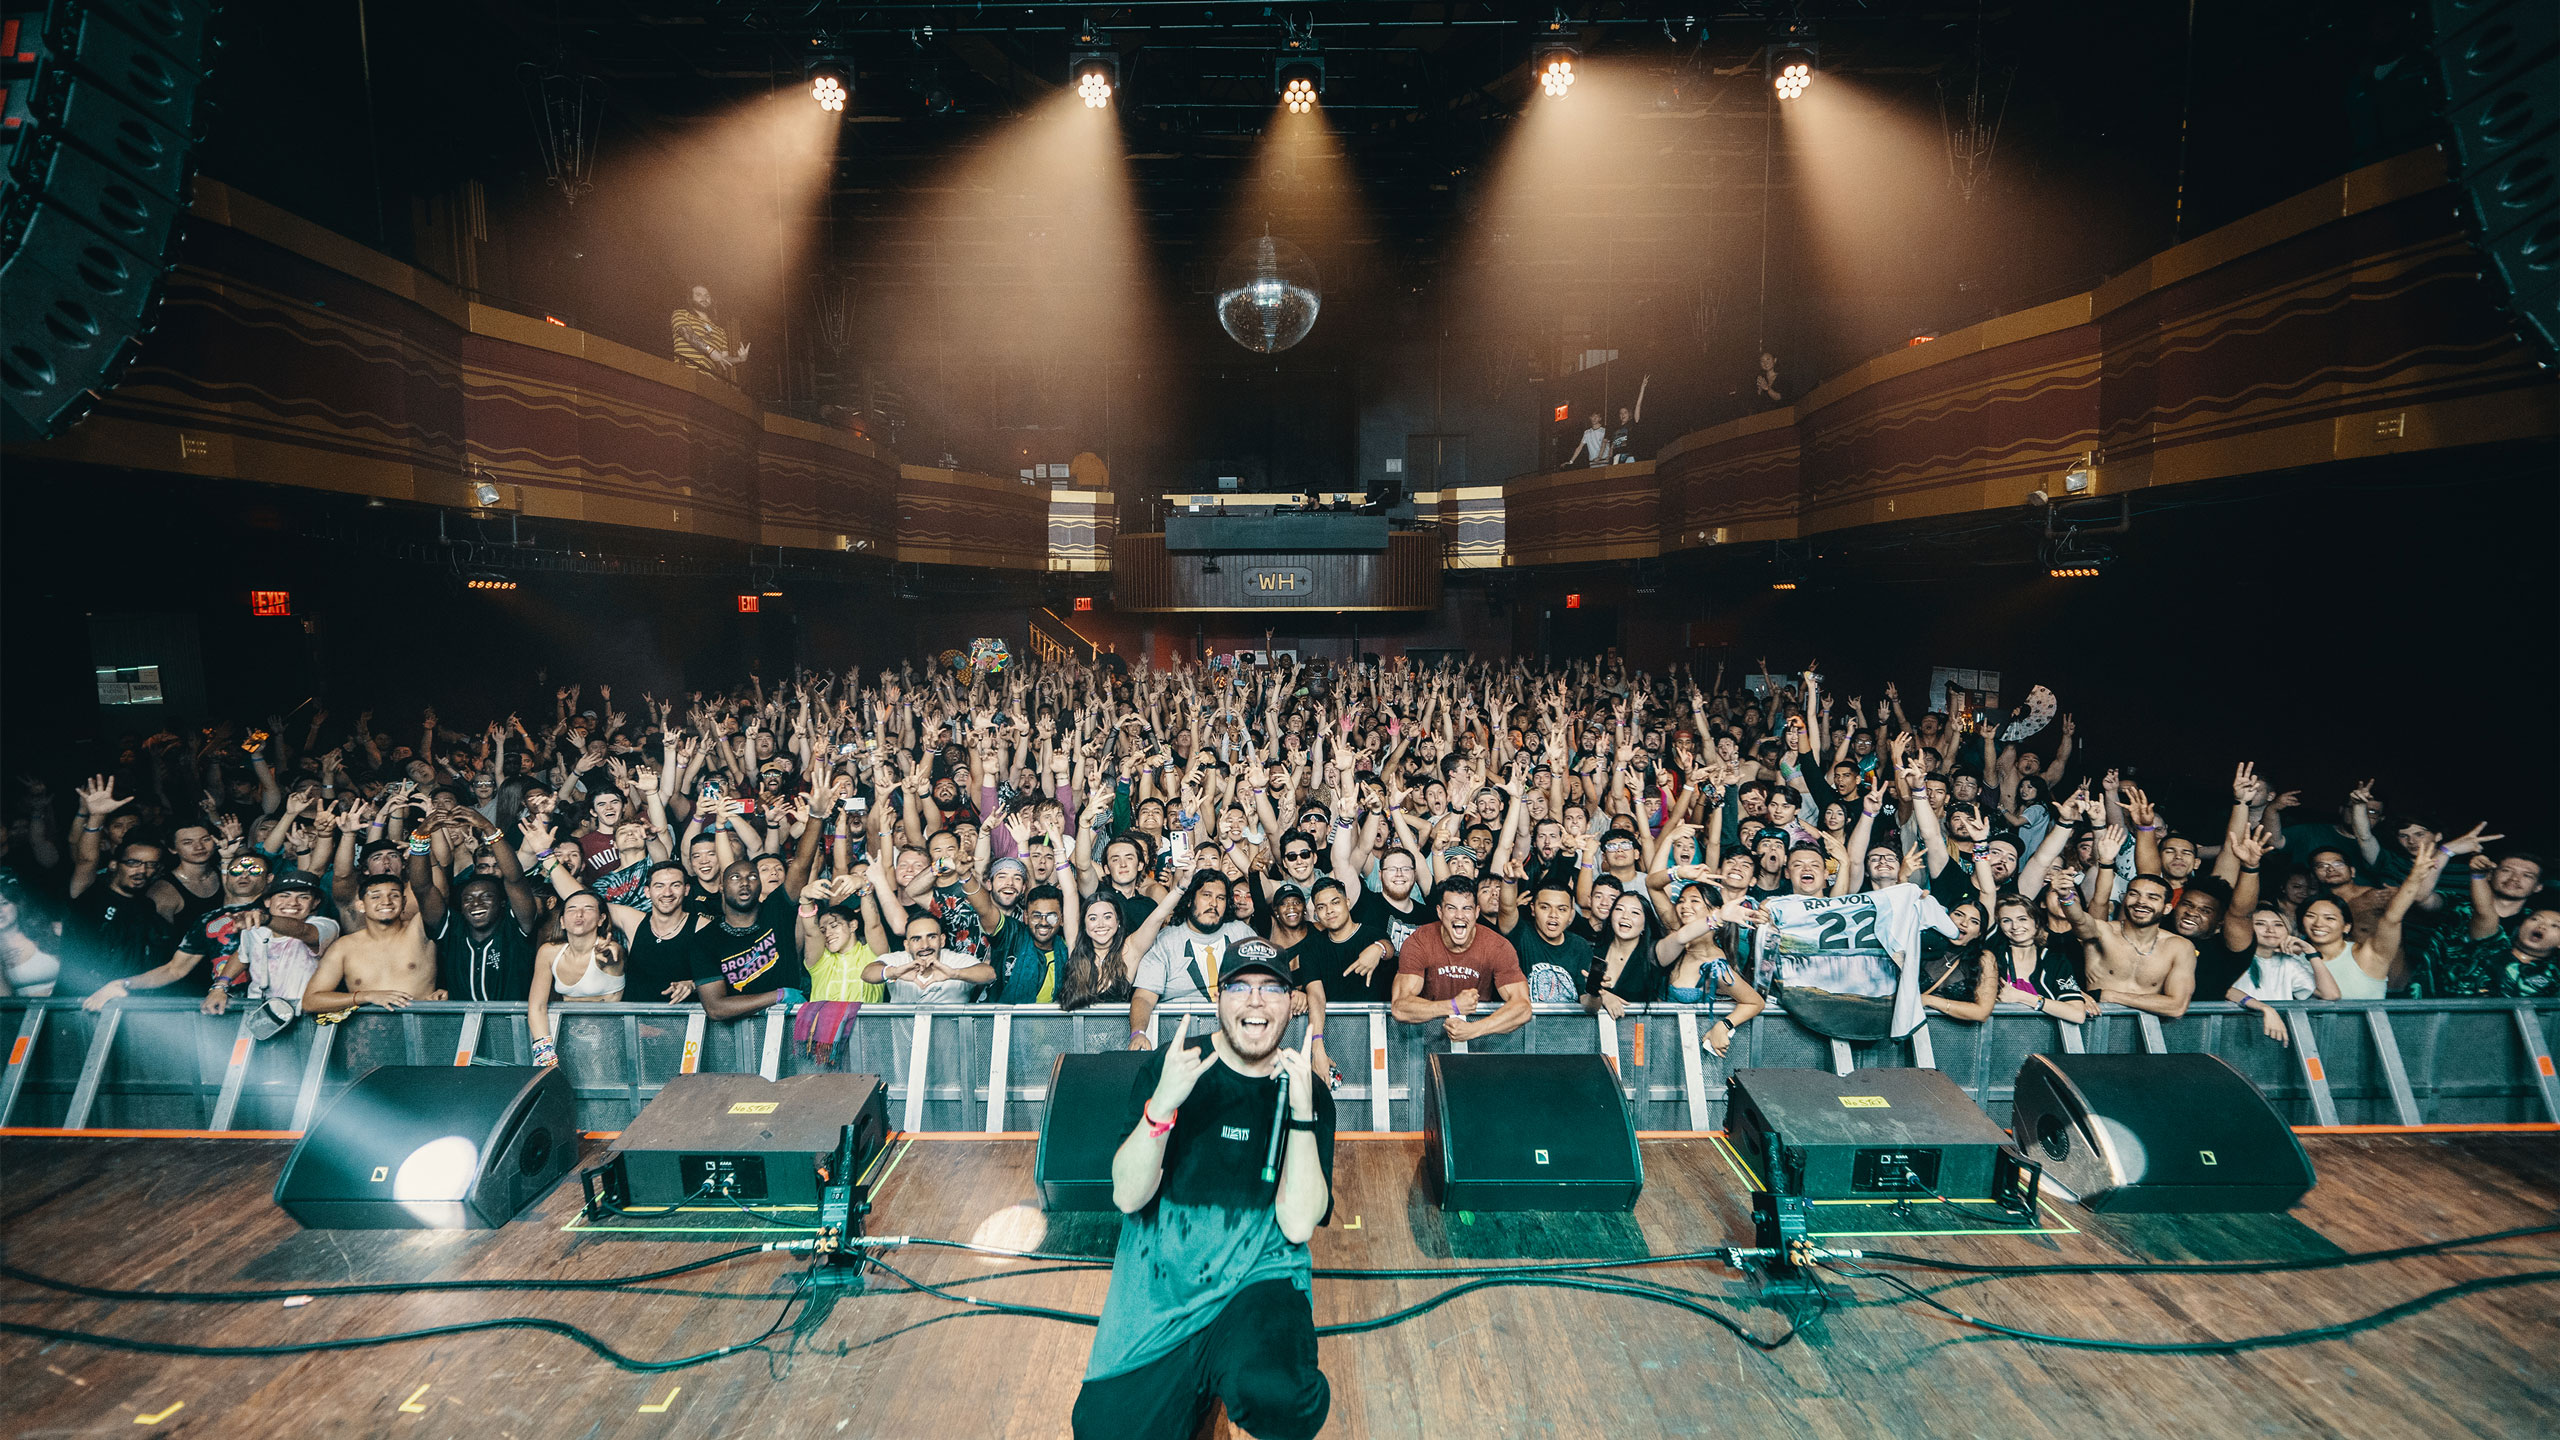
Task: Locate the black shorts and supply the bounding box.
[1071,1278,1330,1440]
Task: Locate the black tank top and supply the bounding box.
[627,912,703,1002]
[164,869,223,939]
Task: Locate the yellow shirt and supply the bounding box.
[808,943,884,1004]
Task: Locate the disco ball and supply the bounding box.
[1216,234,1321,354]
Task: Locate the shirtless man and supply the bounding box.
[303,873,443,1014]
[2058,825,2195,1018]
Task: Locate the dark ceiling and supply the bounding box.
[198,1,2440,485]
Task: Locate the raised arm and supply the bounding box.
[2367,844,2445,980]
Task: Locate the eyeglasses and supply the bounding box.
[1219,981,1290,999]
[1282,849,1314,861]
[225,861,268,875]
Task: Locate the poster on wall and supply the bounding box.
[1927,666,2002,717]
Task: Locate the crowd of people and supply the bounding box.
[1,653,2551,1076]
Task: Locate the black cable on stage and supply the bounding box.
[1855,1221,2560,1277]
[0,1247,793,1304]
[858,1250,1808,1352]
[1313,1271,1810,1351]
[0,1281,814,1373]
[1313,1249,1735,1280]
[721,1189,822,1230]
[890,1233,1745,1280]
[1885,1164,2041,1230]
[1830,1262,2560,1355]
[857,1250,1105,1328]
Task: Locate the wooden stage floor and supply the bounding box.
[3,1130,2556,1439]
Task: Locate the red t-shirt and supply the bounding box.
[575,830,621,879]
[1396,923,1525,1002]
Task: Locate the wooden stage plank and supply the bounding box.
[1,1132,2555,1439]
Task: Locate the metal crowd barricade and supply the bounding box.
[2,998,2554,1137]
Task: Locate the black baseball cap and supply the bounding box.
[1221,938,1294,989]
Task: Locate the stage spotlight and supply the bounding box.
[1070,24,1118,109]
[465,573,517,592]
[1534,11,1577,98]
[1769,21,1817,101]
[806,57,850,113]
[1274,27,1323,113]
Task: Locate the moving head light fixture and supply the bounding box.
[1533,11,1578,99]
[1273,23,1323,113]
[1770,16,1817,101]
[804,42,850,112]
[1069,22,1118,109]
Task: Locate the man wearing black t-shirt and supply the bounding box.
[2171,826,2267,999]
[1285,876,1392,1085]
[84,849,272,1010]
[693,858,809,1019]
[1073,950,1334,1440]
[415,831,542,1005]
[1510,880,1597,1004]
[1351,847,1427,952]
[63,838,169,995]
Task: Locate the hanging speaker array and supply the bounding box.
[2431,0,2560,363]
[0,0,216,442]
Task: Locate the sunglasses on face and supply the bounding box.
[226,861,267,876]
[1283,849,1314,861]
[1220,981,1289,999]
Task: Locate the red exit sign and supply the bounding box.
[736,594,761,613]
[1073,597,1094,612]
[250,590,292,617]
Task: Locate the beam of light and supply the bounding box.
[542,88,844,376]
[1777,75,1965,362]
[1451,59,1680,441]
[1224,95,1372,257]
[873,88,1164,478]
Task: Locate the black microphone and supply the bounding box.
[1261,1068,1291,1184]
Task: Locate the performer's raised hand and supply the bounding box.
[1149,1014,1219,1112]
[1273,1040,1316,1122]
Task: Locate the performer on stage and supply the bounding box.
[1073,939,1336,1440]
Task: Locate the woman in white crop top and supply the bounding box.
[529,890,626,1068]
[2301,848,2442,1001]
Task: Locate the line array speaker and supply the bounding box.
[0,0,216,441]
[2431,0,2560,361]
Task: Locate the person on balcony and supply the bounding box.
[670,285,748,381]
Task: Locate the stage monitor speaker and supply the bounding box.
[274,1064,577,1230]
[1037,1050,1153,1211]
[1422,1053,1642,1211]
[602,1071,889,1208]
[1725,1067,2024,1202]
[0,0,216,441]
[2010,1054,2315,1213]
